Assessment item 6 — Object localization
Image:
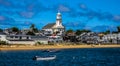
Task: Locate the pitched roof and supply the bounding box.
[31,36,48,40]
[0,32,7,35]
[7,34,31,37]
[42,23,55,29]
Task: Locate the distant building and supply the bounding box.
[3,28,13,35]
[80,32,99,44]
[0,32,7,41]
[6,35,34,45]
[31,36,48,44]
[102,33,119,44]
[21,28,30,35]
[48,36,63,43]
[0,33,49,45]
[42,12,65,36]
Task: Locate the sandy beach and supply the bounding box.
[0,44,120,51]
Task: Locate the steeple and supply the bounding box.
[56,11,62,26]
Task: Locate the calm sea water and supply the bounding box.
[0,48,120,66]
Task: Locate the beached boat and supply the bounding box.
[33,55,56,60]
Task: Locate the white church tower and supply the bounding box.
[42,11,65,36]
[54,12,64,28]
[53,12,65,35]
[56,12,62,26]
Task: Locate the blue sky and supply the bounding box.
[0,0,120,32]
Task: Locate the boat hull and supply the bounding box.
[33,56,56,61]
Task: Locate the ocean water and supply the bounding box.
[0,48,120,66]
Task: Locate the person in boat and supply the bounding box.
[33,56,38,60]
[42,49,50,52]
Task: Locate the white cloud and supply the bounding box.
[20,11,34,18]
[58,5,70,12]
[0,16,5,20]
[80,4,87,10]
[113,15,120,22]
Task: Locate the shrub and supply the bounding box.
[0,41,8,45]
[35,42,42,45]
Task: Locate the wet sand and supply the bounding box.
[0,44,120,51]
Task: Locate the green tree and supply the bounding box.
[81,29,91,33]
[117,26,120,32]
[30,24,35,29]
[0,41,7,45]
[75,29,91,35]
[30,24,38,33]
[112,31,118,34]
[0,28,3,32]
[66,29,73,34]
[33,28,38,33]
[75,30,82,35]
[103,30,110,35]
[26,31,35,35]
[11,27,19,32]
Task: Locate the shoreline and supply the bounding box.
[0,45,120,51]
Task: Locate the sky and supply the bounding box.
[0,0,120,32]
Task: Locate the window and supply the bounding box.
[15,36,18,38]
[10,36,13,38]
[27,37,29,39]
[20,36,22,39]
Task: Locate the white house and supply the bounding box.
[31,36,48,44]
[0,33,49,45]
[0,32,8,41]
[80,32,99,44]
[6,35,34,45]
[102,33,120,44]
[47,36,63,43]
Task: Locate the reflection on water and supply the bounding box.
[0,48,120,66]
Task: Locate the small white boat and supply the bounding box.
[33,55,56,61]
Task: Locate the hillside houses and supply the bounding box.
[79,32,120,44]
[102,33,120,44]
[79,32,99,44]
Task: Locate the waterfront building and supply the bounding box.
[6,35,34,45]
[80,32,99,44]
[102,33,120,44]
[0,32,7,41]
[31,36,48,44]
[0,33,48,45]
[21,28,30,35]
[47,36,63,43]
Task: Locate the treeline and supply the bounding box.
[0,24,120,35]
[66,26,120,35]
[66,29,91,35]
[0,24,38,35]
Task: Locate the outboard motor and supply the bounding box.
[33,56,37,60]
